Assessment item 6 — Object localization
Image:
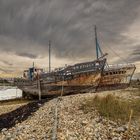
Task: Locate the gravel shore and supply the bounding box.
[0,88,140,140]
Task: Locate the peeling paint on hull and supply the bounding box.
[15,60,136,98]
[19,71,101,97]
[15,59,106,98]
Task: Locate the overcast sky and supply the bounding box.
[0,0,140,76]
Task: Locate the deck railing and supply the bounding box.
[106,63,135,69]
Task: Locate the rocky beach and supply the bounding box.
[0,86,139,140]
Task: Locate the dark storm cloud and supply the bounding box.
[1,60,13,66]
[0,68,7,73]
[17,52,38,59]
[132,47,140,56]
[0,0,140,61]
[0,67,12,73]
[127,45,140,63]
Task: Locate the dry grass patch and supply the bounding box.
[80,94,140,123]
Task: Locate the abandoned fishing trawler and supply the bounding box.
[94,27,136,91]
[15,26,136,98]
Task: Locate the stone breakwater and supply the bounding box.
[0,89,140,140]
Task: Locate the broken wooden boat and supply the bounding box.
[15,58,106,98]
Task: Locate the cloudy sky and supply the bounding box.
[0,0,140,77]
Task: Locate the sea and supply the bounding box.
[0,86,22,101]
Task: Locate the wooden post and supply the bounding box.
[37,72,41,100]
[49,40,51,73]
[61,75,64,97]
[127,109,133,138]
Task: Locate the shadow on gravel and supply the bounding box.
[0,98,51,131]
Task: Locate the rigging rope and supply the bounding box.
[105,45,129,64]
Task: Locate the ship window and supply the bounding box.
[122,71,126,74]
[96,62,99,66]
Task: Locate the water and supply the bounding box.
[0,86,22,101]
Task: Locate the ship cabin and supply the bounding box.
[23,67,43,80]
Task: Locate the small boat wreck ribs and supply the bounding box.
[14,26,136,98]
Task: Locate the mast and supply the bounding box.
[33,61,35,78]
[95,26,109,69]
[33,62,35,68]
[49,40,51,73]
[95,25,99,59]
[95,26,103,59]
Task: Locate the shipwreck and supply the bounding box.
[14,26,136,98]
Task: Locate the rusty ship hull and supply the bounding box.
[19,72,101,98]
[97,64,136,91]
[16,59,106,98]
